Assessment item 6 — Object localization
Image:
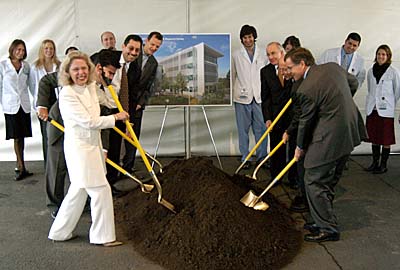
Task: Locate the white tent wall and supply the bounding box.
[0,0,400,161]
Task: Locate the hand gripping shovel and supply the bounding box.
[49,119,154,194]
[247,139,285,180]
[112,126,163,173]
[240,157,297,211]
[106,85,176,213]
[235,99,292,174]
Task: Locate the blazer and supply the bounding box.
[232,44,267,104]
[59,82,116,188]
[130,51,158,110]
[0,59,34,114]
[318,47,366,89]
[47,100,64,145]
[36,71,59,110]
[30,63,58,109]
[296,63,365,169]
[260,63,293,131]
[365,65,400,118]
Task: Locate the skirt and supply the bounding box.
[366,110,395,145]
[4,107,32,140]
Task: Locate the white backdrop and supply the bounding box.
[1,0,400,161]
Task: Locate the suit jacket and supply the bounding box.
[260,63,293,131]
[36,72,59,109]
[129,51,158,111]
[59,82,115,188]
[296,63,365,169]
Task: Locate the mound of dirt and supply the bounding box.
[115,157,302,270]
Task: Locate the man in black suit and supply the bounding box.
[261,42,298,185]
[286,47,366,243]
[122,31,163,173]
[105,34,142,183]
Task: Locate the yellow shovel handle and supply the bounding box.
[106,85,152,172]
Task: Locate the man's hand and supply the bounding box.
[282,131,289,144]
[136,104,142,111]
[266,120,272,129]
[294,146,304,161]
[37,107,49,121]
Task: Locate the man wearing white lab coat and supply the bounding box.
[318,32,366,89]
[232,25,268,168]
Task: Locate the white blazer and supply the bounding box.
[365,65,400,118]
[232,44,267,104]
[318,47,366,89]
[59,82,116,188]
[30,63,58,109]
[0,59,34,114]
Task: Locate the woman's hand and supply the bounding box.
[114,111,129,121]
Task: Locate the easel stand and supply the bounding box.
[152,105,223,170]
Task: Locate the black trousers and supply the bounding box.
[304,154,349,234]
[122,109,143,172]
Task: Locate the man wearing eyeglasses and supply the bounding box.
[285,47,366,243]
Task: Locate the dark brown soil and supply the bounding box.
[115,157,302,270]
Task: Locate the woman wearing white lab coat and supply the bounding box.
[30,39,61,164]
[48,51,128,246]
[0,39,35,180]
[365,44,400,174]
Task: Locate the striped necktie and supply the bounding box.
[119,63,129,111]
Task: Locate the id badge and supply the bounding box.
[239,88,248,99]
[378,97,387,110]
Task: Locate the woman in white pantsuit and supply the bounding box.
[48,51,128,247]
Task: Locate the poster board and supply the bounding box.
[144,33,231,106]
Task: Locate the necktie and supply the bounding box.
[119,63,129,111]
[341,54,348,71]
[278,68,284,87]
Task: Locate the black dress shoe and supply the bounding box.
[304,231,340,243]
[373,166,388,174]
[303,222,319,233]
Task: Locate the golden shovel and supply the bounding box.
[240,157,297,211]
[247,139,285,180]
[235,99,292,174]
[106,85,176,213]
[49,119,155,194]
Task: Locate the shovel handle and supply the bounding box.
[236,99,292,174]
[258,157,297,199]
[252,139,285,179]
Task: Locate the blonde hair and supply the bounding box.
[58,51,95,86]
[34,39,61,69]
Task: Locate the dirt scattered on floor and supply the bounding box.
[115,157,302,270]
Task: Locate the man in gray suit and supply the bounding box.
[285,48,366,243]
[122,31,163,173]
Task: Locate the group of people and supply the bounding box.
[0,31,163,246]
[232,25,399,243]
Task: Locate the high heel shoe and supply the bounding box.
[15,170,33,181]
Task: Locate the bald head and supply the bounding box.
[267,42,284,65]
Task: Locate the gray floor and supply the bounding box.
[1,155,400,270]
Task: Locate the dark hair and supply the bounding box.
[283,36,301,50]
[284,47,315,66]
[123,34,143,47]
[374,44,392,64]
[8,39,27,60]
[97,49,121,69]
[346,32,361,44]
[239,25,257,41]
[147,31,163,41]
[65,46,78,55]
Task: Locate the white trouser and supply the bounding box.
[48,183,115,244]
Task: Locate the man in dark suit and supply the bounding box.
[285,47,366,243]
[122,31,163,173]
[105,34,142,183]
[261,42,298,186]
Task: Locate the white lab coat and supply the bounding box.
[232,44,267,104]
[30,63,58,109]
[0,59,34,114]
[365,65,400,118]
[318,47,366,89]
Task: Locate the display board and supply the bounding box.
[145,33,231,106]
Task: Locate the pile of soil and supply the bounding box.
[115,157,302,270]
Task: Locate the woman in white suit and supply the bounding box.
[0,39,35,180]
[48,51,129,247]
[365,44,400,174]
[31,39,61,164]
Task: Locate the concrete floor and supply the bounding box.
[1,155,400,270]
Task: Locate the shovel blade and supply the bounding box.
[253,201,270,211]
[240,190,259,207]
[159,198,176,214]
[141,184,155,193]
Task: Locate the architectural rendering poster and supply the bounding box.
[145,33,231,106]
